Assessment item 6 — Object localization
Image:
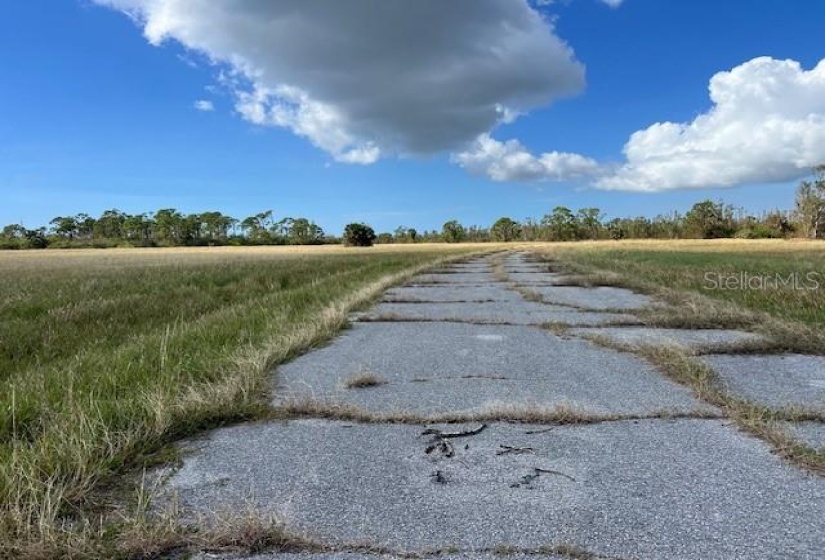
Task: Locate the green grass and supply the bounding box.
[542,240,825,327]
[532,239,825,474]
[0,245,483,558]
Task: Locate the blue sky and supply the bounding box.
[2,0,825,234]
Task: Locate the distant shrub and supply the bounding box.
[343,223,377,247]
[735,225,781,239]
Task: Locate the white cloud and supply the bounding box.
[453,134,600,182]
[598,57,825,192]
[600,0,624,8]
[95,0,584,164]
[193,99,214,112]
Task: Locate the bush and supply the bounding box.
[735,226,780,239]
[343,223,377,247]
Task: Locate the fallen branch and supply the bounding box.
[421,423,488,439]
[511,467,576,487]
[524,427,555,435]
[534,467,577,483]
[496,445,534,456]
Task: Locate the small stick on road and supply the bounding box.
[496,445,535,456]
[421,424,488,439]
[534,467,577,482]
[524,427,555,435]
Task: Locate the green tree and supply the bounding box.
[376,232,394,244]
[75,213,96,239]
[49,216,78,239]
[393,226,418,243]
[288,218,325,245]
[795,166,825,238]
[24,227,48,249]
[542,206,579,241]
[576,208,604,240]
[123,213,153,244]
[199,211,234,242]
[153,208,185,245]
[763,211,794,238]
[490,217,521,242]
[93,209,126,239]
[684,200,736,238]
[343,223,377,247]
[606,218,626,240]
[2,224,26,239]
[240,211,274,244]
[441,220,466,243]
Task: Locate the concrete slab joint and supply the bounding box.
[154,252,825,560]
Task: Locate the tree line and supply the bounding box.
[4,167,825,249]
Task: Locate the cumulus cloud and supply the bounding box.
[598,57,825,192]
[453,134,600,181]
[95,0,584,163]
[193,99,214,112]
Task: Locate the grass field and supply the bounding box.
[0,245,488,559]
[537,239,825,328]
[4,240,824,558]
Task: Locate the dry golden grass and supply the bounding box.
[275,397,721,425]
[517,238,825,253]
[0,243,505,271]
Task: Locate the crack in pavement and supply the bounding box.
[159,251,825,560]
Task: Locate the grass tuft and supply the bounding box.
[275,397,721,425]
[343,372,387,389]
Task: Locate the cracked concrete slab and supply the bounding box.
[445,264,496,271]
[569,327,766,352]
[362,301,639,326]
[504,272,571,285]
[524,286,653,310]
[161,419,825,560]
[502,263,552,271]
[382,285,524,303]
[780,421,825,449]
[702,354,825,411]
[273,322,712,416]
[155,252,824,560]
[412,273,500,284]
